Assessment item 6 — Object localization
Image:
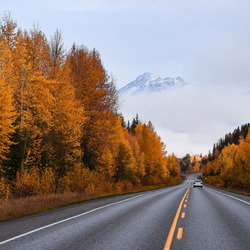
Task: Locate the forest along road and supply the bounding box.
[0,174,249,250]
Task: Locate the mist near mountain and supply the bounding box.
[118,73,250,157]
[118,72,186,100]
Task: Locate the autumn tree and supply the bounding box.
[127,131,146,181]
[66,45,117,172]
[114,143,137,183]
[166,154,181,177]
[48,77,85,175]
[135,121,169,184]
[234,130,250,188]
[203,125,250,191]
[1,17,85,178]
[0,13,16,168]
[0,80,15,164]
[219,144,238,187]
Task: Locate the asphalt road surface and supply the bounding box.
[0,174,249,250]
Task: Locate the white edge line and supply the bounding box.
[0,192,149,245]
[208,188,250,206]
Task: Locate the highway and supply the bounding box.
[0,174,249,250]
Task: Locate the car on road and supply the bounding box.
[193,179,203,188]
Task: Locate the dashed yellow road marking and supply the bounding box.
[181,212,185,218]
[183,204,187,208]
[177,227,183,240]
[163,186,190,250]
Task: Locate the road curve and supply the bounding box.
[0,174,249,250]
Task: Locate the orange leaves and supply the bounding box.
[14,167,56,197]
[203,126,250,190]
[14,167,40,197]
[23,75,54,130]
[166,154,180,177]
[0,80,15,162]
[50,79,85,167]
[114,143,137,184]
[135,122,171,183]
[127,132,146,179]
[0,16,17,164]
[61,163,99,193]
[66,46,117,172]
[0,13,182,200]
[0,177,11,199]
[234,130,250,187]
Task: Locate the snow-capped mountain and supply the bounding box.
[118,72,186,100]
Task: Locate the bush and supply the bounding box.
[14,167,56,197]
[39,168,56,195]
[61,163,99,193]
[14,167,40,197]
[0,177,11,199]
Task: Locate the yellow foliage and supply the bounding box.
[186,162,200,174]
[0,177,11,199]
[127,132,146,179]
[218,144,238,186]
[96,147,115,181]
[234,132,250,187]
[39,168,56,195]
[15,167,40,197]
[62,163,99,193]
[0,13,182,199]
[166,154,180,176]
[0,80,15,162]
[50,79,85,167]
[135,122,170,184]
[204,127,250,190]
[14,167,56,197]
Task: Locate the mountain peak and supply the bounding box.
[118,72,186,99]
[135,72,154,81]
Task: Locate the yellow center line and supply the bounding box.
[163,186,190,250]
[177,227,183,240]
[181,212,185,218]
[183,204,187,208]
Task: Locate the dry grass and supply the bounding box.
[0,192,101,221]
[0,179,182,222]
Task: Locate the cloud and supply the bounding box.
[54,0,250,12]
[55,0,250,13]
[9,0,247,14]
[119,83,250,157]
[47,0,169,12]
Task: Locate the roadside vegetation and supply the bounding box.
[0,13,182,221]
[201,124,250,194]
[178,124,250,196]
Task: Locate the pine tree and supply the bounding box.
[130,113,140,134]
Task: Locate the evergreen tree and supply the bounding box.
[130,113,140,134]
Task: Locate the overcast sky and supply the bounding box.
[2,0,250,156]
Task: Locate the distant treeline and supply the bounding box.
[209,123,249,161]
[202,123,250,192]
